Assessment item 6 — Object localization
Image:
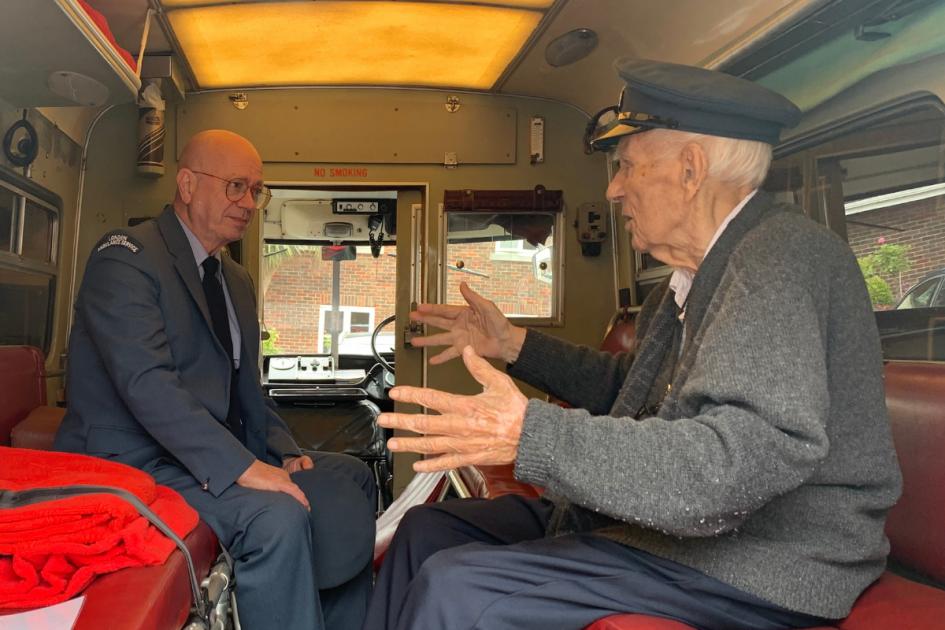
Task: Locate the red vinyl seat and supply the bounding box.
[0,345,219,629]
[0,345,47,446]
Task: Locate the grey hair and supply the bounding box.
[645,129,773,190]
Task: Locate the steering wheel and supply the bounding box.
[371,315,396,375]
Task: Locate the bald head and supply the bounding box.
[174,129,264,254]
[179,129,261,174]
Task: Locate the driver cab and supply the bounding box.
[255,185,562,510]
[259,189,400,509]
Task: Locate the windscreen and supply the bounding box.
[262,243,396,356]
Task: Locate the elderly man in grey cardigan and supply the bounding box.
[364,59,902,630]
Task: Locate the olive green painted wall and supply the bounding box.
[75,88,617,490]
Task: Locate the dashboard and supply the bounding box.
[266,355,367,383]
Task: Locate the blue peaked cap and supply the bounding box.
[590,58,802,151]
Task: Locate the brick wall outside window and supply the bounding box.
[264,242,551,354]
[846,195,945,303]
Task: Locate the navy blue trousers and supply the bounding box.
[364,496,831,630]
[151,451,376,630]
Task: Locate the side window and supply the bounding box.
[441,189,564,324]
[0,170,60,354]
[932,281,945,307]
[768,102,945,361]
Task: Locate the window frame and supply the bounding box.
[437,203,565,326]
[770,94,945,362]
[0,166,62,356]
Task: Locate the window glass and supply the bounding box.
[22,200,55,262]
[262,243,395,356]
[763,163,805,209]
[896,277,939,309]
[444,211,557,319]
[350,310,371,334]
[0,171,60,356]
[0,267,54,352]
[933,283,945,307]
[316,305,379,353]
[770,103,945,360]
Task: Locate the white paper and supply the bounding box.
[0,595,85,630]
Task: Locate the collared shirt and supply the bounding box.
[176,215,242,368]
[669,189,758,320]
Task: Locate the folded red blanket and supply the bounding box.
[0,446,198,610]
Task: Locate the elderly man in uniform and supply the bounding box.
[364,60,902,630]
[55,129,376,630]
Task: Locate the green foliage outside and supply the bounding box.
[857,241,911,307]
[863,275,894,306]
[262,327,282,355]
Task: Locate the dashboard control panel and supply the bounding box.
[332,199,395,215]
[267,356,366,383]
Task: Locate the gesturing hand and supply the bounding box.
[378,346,528,472]
[409,282,527,365]
[237,459,311,510]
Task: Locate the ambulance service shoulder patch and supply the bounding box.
[96,233,143,254]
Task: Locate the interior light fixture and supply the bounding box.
[168,1,543,89]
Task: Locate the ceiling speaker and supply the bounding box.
[545,29,598,68]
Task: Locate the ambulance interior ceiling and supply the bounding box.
[7,1,944,132]
[71,0,945,116]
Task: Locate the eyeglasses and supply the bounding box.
[191,170,272,210]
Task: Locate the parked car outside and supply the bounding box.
[895,269,945,309]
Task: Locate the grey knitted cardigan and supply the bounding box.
[510,192,902,619]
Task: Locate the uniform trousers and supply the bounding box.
[150,451,377,630]
[364,495,833,630]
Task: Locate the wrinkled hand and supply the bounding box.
[378,346,528,472]
[283,454,314,474]
[237,459,311,510]
[410,282,527,365]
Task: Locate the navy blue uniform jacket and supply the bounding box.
[55,206,301,496]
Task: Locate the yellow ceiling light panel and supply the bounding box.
[162,0,555,7]
[161,0,232,6]
[437,0,555,7]
[168,1,543,89]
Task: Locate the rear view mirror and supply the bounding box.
[321,245,357,261]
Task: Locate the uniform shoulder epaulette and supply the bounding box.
[95,232,143,254]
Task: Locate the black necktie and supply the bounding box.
[201,256,245,443]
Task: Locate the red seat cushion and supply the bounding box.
[599,316,636,354]
[10,405,65,451]
[836,572,945,630]
[587,614,698,629]
[883,362,945,583]
[73,521,218,630]
[585,571,945,630]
